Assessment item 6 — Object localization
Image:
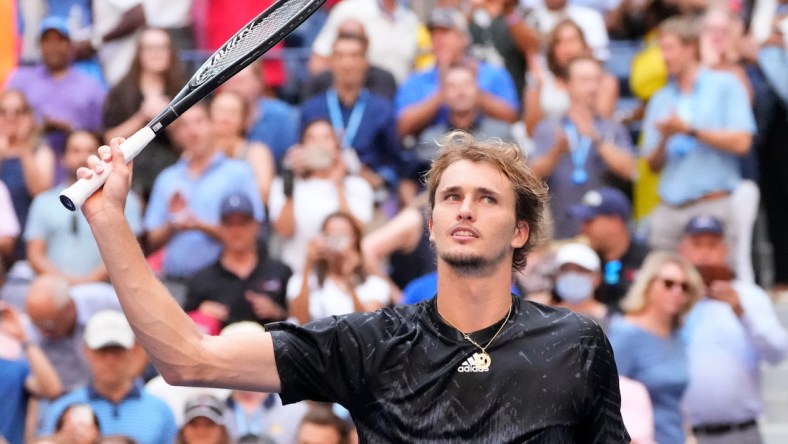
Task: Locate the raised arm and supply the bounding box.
[79,138,281,392]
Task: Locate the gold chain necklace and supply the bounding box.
[440,301,512,370]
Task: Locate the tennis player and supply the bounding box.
[79,130,629,443]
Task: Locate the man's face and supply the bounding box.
[171,106,214,157]
[678,233,727,267]
[41,30,71,72]
[330,38,368,89]
[430,27,466,68]
[297,422,342,444]
[658,33,695,76]
[580,214,618,251]
[63,133,99,176]
[443,67,478,114]
[84,345,134,386]
[567,59,602,108]
[28,299,77,341]
[219,213,259,253]
[429,160,528,275]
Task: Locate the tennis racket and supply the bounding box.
[60,0,326,211]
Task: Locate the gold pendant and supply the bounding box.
[473,352,492,369]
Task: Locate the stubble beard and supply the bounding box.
[440,245,510,277]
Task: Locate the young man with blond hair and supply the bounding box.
[77,130,628,442]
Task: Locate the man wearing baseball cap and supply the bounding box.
[569,187,649,309]
[41,310,177,444]
[184,192,291,330]
[6,16,105,169]
[678,216,788,443]
[552,242,612,329]
[396,7,519,138]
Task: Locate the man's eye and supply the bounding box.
[482,196,496,204]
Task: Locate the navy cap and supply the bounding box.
[219,193,254,219]
[569,188,632,221]
[39,16,70,40]
[684,215,724,236]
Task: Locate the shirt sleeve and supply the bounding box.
[721,75,756,133]
[268,316,369,407]
[529,120,557,161]
[736,282,788,364]
[579,323,631,443]
[143,174,171,231]
[639,91,667,156]
[480,64,520,113]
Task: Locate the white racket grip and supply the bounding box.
[59,127,156,211]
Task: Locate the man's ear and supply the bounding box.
[512,221,530,249]
[428,216,435,242]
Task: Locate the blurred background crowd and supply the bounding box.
[1,0,788,442]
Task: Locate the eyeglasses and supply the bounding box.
[656,277,690,293]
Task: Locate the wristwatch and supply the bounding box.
[687,127,699,138]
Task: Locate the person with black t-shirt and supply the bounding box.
[183,192,292,328]
[570,187,650,310]
[76,130,629,443]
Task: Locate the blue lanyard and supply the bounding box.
[326,88,369,149]
[563,120,592,185]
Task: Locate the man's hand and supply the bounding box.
[708,280,744,317]
[553,129,570,156]
[78,138,133,222]
[198,301,230,322]
[0,302,28,343]
[656,114,691,138]
[245,291,286,320]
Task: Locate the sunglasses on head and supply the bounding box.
[656,277,690,293]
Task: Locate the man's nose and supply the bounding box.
[457,197,474,221]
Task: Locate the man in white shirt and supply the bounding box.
[679,215,788,444]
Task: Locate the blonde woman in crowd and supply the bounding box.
[607,251,703,444]
[209,90,276,204]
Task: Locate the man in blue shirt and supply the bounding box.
[41,310,177,444]
[642,16,755,254]
[679,216,788,444]
[395,7,519,139]
[300,31,411,196]
[144,104,263,303]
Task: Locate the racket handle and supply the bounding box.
[59,127,156,211]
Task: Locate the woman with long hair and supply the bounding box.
[523,19,619,135]
[288,212,390,325]
[608,251,703,444]
[0,89,55,261]
[209,90,275,203]
[102,27,186,203]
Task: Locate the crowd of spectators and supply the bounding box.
[2,0,788,442]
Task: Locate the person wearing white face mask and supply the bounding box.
[553,242,612,330]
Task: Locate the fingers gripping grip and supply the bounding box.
[59,127,156,211]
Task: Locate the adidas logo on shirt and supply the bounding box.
[457,352,490,373]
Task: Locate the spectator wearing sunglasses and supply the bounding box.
[678,216,788,444]
[607,251,703,444]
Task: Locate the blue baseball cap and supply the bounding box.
[569,188,632,222]
[39,16,71,40]
[684,215,724,236]
[219,193,254,219]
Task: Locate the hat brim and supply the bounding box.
[568,205,596,222]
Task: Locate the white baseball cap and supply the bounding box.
[83,310,135,350]
[555,243,601,272]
